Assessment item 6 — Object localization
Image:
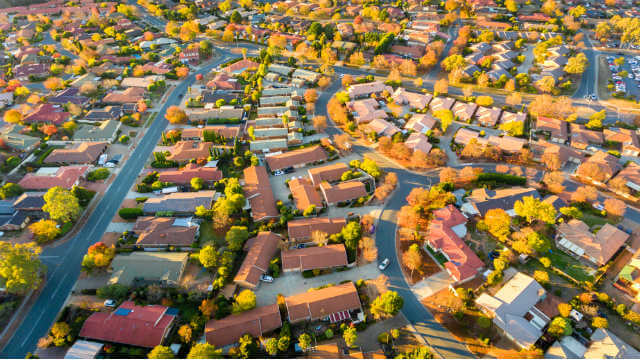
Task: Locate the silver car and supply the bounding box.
[378,258,390,271]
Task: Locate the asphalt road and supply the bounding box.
[574,30,597,100]
[0,53,236,358]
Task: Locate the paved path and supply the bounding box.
[411,271,454,300]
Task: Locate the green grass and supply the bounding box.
[426,244,448,265]
[198,220,226,248]
[582,213,610,228]
[547,245,595,283]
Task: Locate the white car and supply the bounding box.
[104,299,117,307]
[260,274,274,283]
[378,258,390,271]
[274,170,284,176]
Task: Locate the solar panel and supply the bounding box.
[114,308,131,316]
[165,308,180,316]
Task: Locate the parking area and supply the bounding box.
[604,54,640,99]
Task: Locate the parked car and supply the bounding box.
[274,170,284,176]
[379,258,390,270]
[104,299,116,307]
[260,274,274,283]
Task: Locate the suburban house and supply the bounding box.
[204,304,282,347]
[284,282,362,323]
[570,124,603,150]
[206,73,240,90]
[425,205,483,283]
[556,220,629,267]
[391,88,432,109]
[319,181,368,206]
[610,162,640,195]
[429,97,456,113]
[234,231,281,288]
[221,59,260,74]
[405,113,437,134]
[142,191,215,215]
[187,107,244,122]
[346,98,388,124]
[346,81,393,99]
[18,166,88,190]
[530,140,584,168]
[108,252,188,286]
[549,328,640,359]
[476,107,502,127]
[133,217,199,248]
[453,102,479,122]
[476,272,560,349]
[250,138,288,153]
[0,201,29,231]
[180,126,241,140]
[166,141,214,162]
[308,163,350,186]
[12,192,45,216]
[282,244,349,272]
[265,145,327,172]
[404,133,432,154]
[243,166,279,222]
[365,118,400,137]
[22,104,69,125]
[73,120,122,142]
[289,177,324,211]
[487,135,528,154]
[536,116,568,143]
[44,142,107,164]
[79,301,176,348]
[156,163,223,186]
[461,187,540,217]
[103,87,146,104]
[615,250,640,303]
[287,217,347,243]
[576,151,622,183]
[0,124,40,152]
[604,128,640,157]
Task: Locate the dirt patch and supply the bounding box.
[79,179,107,193]
[396,227,440,285]
[2,228,34,245]
[180,262,215,292]
[100,232,120,247]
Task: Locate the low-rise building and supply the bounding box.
[282,244,349,272]
[234,231,281,288]
[347,98,387,124]
[536,116,568,143]
[287,217,347,243]
[404,133,432,154]
[142,191,215,215]
[284,282,362,323]
[18,166,88,190]
[243,166,279,222]
[166,141,213,162]
[576,151,622,183]
[44,142,107,164]
[73,120,121,143]
[556,220,628,267]
[319,181,368,206]
[347,81,393,99]
[289,177,324,211]
[461,187,540,217]
[405,114,437,134]
[308,163,350,186]
[109,252,189,286]
[22,104,69,125]
[133,217,199,248]
[265,146,327,171]
[391,88,431,109]
[205,304,282,347]
[570,124,603,150]
[157,163,222,186]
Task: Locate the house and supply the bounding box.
[265,146,327,171]
[14,63,48,81]
[391,88,431,109]
[454,128,486,146]
[103,87,146,104]
[64,340,104,359]
[282,244,349,272]
[536,116,568,143]
[205,304,282,347]
[530,140,584,167]
[133,217,199,248]
[79,301,176,348]
[429,97,456,113]
[84,106,123,122]
[390,44,424,59]
[405,114,437,134]
[243,166,279,222]
[48,87,88,106]
[120,76,162,89]
[604,128,640,156]
[570,124,603,150]
[166,141,213,162]
[12,192,45,215]
[289,177,324,211]
[206,73,240,90]
[0,124,40,152]
[292,69,320,83]
[476,107,502,127]
[180,125,241,140]
[453,102,478,122]
[583,329,640,358]
[109,252,188,286]
[319,181,367,206]
[250,138,288,153]
[0,201,29,231]
[347,98,387,124]
[487,135,527,153]
[269,64,294,76]
[22,104,69,125]
[142,191,215,215]
[346,81,393,99]
[18,166,88,190]
[187,107,244,122]
[501,111,527,125]
[179,48,200,64]
[284,282,362,323]
[222,59,259,74]
[461,187,540,217]
[73,120,121,143]
[556,220,629,267]
[234,232,281,288]
[404,133,432,154]
[610,162,640,194]
[426,205,482,282]
[576,151,622,183]
[476,272,558,349]
[287,217,347,243]
[308,163,350,186]
[365,118,400,137]
[487,68,512,82]
[44,142,107,164]
[157,163,222,186]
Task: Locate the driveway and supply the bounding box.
[254,263,380,307]
[411,271,454,300]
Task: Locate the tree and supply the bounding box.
[548,317,572,338]
[230,10,242,23]
[536,76,556,93]
[43,187,81,223]
[226,226,249,251]
[199,245,218,269]
[587,110,605,130]
[371,291,404,319]
[514,196,557,224]
[29,219,61,243]
[187,343,221,359]
[506,92,522,107]
[178,324,193,344]
[604,198,626,217]
[232,289,256,313]
[265,338,278,355]
[565,53,589,74]
[42,124,57,137]
[440,167,457,183]
[571,186,597,203]
[560,206,583,219]
[592,317,608,328]
[304,89,318,103]
[165,106,187,124]
[148,346,174,359]
[190,177,204,191]
[533,270,550,285]
[298,333,312,352]
[402,244,422,279]
[313,115,327,132]
[4,109,22,123]
[558,303,572,318]
[434,78,448,95]
[343,327,358,347]
[0,241,44,294]
[441,54,466,72]
[311,230,328,246]
[341,221,362,251]
[81,242,115,270]
[543,171,565,193]
[433,109,453,133]
[359,158,381,178]
[50,321,70,346]
[475,96,494,107]
[505,0,518,12]
[43,77,64,91]
[484,209,511,241]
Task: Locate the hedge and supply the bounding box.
[118,207,143,219]
[474,172,526,187]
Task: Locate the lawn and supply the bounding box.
[546,245,595,283]
[582,212,610,228]
[198,220,226,248]
[425,244,448,265]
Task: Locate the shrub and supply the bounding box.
[87,168,110,182]
[97,284,129,300]
[118,207,143,219]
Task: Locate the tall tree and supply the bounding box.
[0,241,45,294]
[43,186,81,223]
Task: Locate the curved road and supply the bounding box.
[0,52,238,358]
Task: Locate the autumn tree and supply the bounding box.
[313,115,327,132]
[433,109,453,132]
[514,196,557,224]
[4,109,22,123]
[604,198,626,217]
[148,345,174,359]
[311,230,328,246]
[0,241,45,294]
[403,243,422,278]
[81,242,115,270]
[43,77,65,91]
[483,208,511,241]
[304,89,318,103]
[43,187,81,223]
[29,219,61,243]
[543,171,565,193]
[434,78,448,95]
[542,152,562,171]
[232,289,256,313]
[440,167,457,183]
[571,186,598,203]
[165,106,188,124]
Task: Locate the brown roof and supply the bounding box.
[133,217,198,247]
[308,162,350,186]
[577,151,622,181]
[103,87,146,104]
[536,116,568,141]
[205,304,282,347]
[284,282,361,323]
[287,217,347,242]
[282,244,348,271]
[234,232,281,288]
[222,58,260,74]
[18,166,88,190]
[44,142,107,164]
[180,126,241,140]
[558,220,629,265]
[320,181,368,204]
[265,145,327,171]
[289,177,324,211]
[157,163,222,185]
[243,166,279,221]
[166,141,213,162]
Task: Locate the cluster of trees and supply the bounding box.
[29,187,83,244]
[0,241,45,295]
[376,135,446,169]
[398,184,456,230]
[81,242,116,272]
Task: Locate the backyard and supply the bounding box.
[198,220,226,248]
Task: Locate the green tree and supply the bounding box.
[298,333,312,352]
[303,205,316,217]
[50,322,70,346]
[560,206,582,219]
[148,345,174,359]
[514,196,557,224]
[343,327,358,347]
[483,208,511,241]
[232,289,256,313]
[548,317,572,338]
[358,158,381,178]
[371,291,404,319]
[190,177,204,191]
[277,336,290,352]
[587,110,605,130]
[226,226,249,251]
[527,232,551,253]
[433,109,453,132]
[341,221,362,251]
[441,54,466,72]
[187,343,221,359]
[564,53,589,74]
[230,10,242,23]
[199,245,218,269]
[43,187,81,223]
[0,183,23,199]
[265,338,278,355]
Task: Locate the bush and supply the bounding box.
[135,197,148,203]
[118,207,143,219]
[96,284,128,300]
[474,172,526,187]
[86,168,110,182]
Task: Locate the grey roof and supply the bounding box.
[545,337,587,359]
[109,252,188,286]
[268,64,294,76]
[0,210,28,227]
[262,87,295,97]
[12,192,45,210]
[0,200,15,215]
[470,188,540,217]
[64,340,104,359]
[249,138,288,152]
[143,191,215,214]
[84,106,123,121]
[584,328,640,359]
[73,120,120,141]
[254,127,288,138]
[0,124,39,151]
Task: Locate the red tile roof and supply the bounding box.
[22,104,69,125]
[166,141,213,162]
[289,177,324,211]
[222,59,259,74]
[285,282,361,323]
[319,181,368,204]
[157,163,222,185]
[205,304,282,347]
[133,217,198,247]
[265,146,327,171]
[287,217,347,242]
[79,301,175,348]
[234,231,281,288]
[243,166,279,221]
[282,244,348,271]
[308,163,350,186]
[18,166,88,190]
